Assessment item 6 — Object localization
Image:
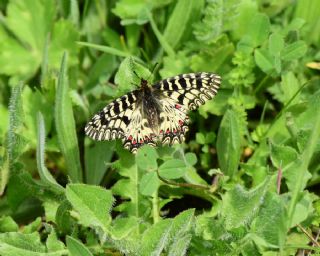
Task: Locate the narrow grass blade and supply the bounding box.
[147,11,175,57]
[55,52,83,182]
[37,112,64,192]
[77,41,142,62]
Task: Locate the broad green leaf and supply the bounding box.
[0,216,18,233]
[46,230,65,252]
[287,91,320,224]
[269,33,284,55]
[217,109,241,177]
[250,192,287,248]
[163,0,204,49]
[290,191,314,227]
[281,41,307,61]
[110,216,140,240]
[55,52,83,182]
[185,152,197,166]
[222,177,270,229]
[48,20,79,68]
[242,13,270,48]
[270,143,298,170]
[6,0,55,51]
[67,236,93,256]
[66,184,114,233]
[139,219,172,256]
[84,140,115,185]
[139,172,159,196]
[0,232,46,256]
[136,145,158,171]
[158,159,187,179]
[114,57,151,93]
[55,200,74,234]
[254,48,274,73]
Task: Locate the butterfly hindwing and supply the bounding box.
[158,97,189,146]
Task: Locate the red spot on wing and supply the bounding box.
[166,129,170,134]
[160,130,164,134]
[175,104,182,109]
[178,120,184,126]
[128,135,133,141]
[132,139,137,145]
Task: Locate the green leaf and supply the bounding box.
[281,41,307,61]
[36,112,64,192]
[84,140,115,185]
[114,57,151,94]
[66,184,114,233]
[270,142,298,170]
[0,232,46,256]
[46,230,65,252]
[163,0,204,49]
[222,177,270,229]
[217,109,242,177]
[158,159,187,179]
[254,48,274,73]
[269,33,284,55]
[139,172,159,196]
[139,219,172,256]
[241,13,270,48]
[0,216,19,233]
[66,236,93,256]
[55,52,83,182]
[250,192,287,248]
[136,145,158,171]
[110,216,140,240]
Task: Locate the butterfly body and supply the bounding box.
[85,72,221,153]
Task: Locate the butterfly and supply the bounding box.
[85,72,221,153]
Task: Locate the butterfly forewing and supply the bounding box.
[154,72,221,110]
[85,91,138,141]
[85,72,221,153]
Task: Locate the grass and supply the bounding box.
[0,0,320,255]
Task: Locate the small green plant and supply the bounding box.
[0,0,320,255]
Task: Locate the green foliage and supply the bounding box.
[0,0,319,255]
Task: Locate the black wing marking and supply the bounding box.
[85,90,157,153]
[85,91,139,141]
[154,72,221,110]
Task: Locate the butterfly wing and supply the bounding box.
[153,72,220,145]
[85,90,156,153]
[154,72,221,110]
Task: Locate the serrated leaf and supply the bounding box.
[250,192,287,248]
[222,177,271,229]
[66,184,114,233]
[139,219,172,256]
